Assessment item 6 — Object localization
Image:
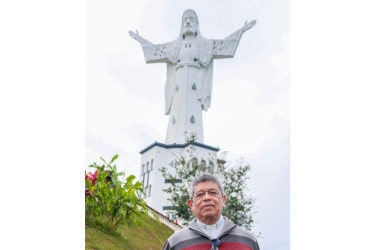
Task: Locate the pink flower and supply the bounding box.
[93,170,98,179]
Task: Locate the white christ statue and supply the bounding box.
[129,9,256,144]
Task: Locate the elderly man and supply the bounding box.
[163,173,260,250]
[129,10,256,144]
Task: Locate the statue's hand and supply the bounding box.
[129,30,153,46]
[242,20,257,32]
[129,30,140,41]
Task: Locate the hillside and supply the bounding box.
[85,215,175,249]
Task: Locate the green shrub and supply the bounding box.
[85,155,147,232]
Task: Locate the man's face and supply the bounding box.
[182,12,198,36]
[188,180,226,225]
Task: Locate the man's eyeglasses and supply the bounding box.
[193,189,221,200]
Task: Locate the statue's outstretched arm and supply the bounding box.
[212,19,256,59]
[129,30,169,64]
[223,19,257,39]
[240,20,257,34]
[129,30,153,46]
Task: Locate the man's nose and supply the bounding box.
[203,192,212,200]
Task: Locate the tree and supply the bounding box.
[159,143,256,231]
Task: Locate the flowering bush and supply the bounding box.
[85,170,97,197]
[85,155,147,232]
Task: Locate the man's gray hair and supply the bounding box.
[189,173,224,200]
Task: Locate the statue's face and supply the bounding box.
[182,11,198,36]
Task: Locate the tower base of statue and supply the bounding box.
[139,141,219,219]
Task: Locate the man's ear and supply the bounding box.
[188,199,193,210]
[222,195,226,208]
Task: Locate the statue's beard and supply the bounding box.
[183,27,197,36]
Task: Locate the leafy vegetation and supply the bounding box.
[85,155,148,232]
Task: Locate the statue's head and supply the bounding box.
[179,9,200,39]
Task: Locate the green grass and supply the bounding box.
[85,215,175,250]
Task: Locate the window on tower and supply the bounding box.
[192,157,198,167]
[209,161,215,173]
[201,159,206,167]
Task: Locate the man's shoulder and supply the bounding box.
[229,226,257,241]
[220,222,259,250]
[168,226,191,238]
[221,218,257,243]
[166,226,198,246]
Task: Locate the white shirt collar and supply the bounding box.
[196,215,224,231]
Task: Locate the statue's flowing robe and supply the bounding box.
[139,29,244,115]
